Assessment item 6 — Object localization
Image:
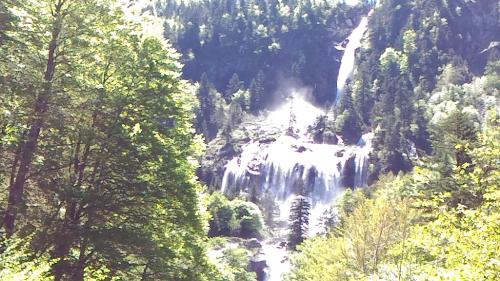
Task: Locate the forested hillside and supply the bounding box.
[0,0,498,281]
[160,0,498,184]
[161,0,368,102]
[158,0,371,140]
[355,0,499,179]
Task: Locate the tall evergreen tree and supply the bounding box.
[288,196,311,250]
[249,70,265,113]
[196,73,220,140]
[336,90,362,144]
[431,108,477,169]
[224,73,244,102]
[222,100,244,136]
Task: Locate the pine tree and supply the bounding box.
[431,108,477,169]
[222,100,244,136]
[336,90,362,144]
[249,70,265,113]
[288,196,311,250]
[196,73,220,140]
[233,89,251,111]
[224,73,244,102]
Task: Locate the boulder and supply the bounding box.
[296,146,307,153]
[323,133,338,145]
[259,137,276,144]
[342,155,356,188]
[336,149,345,157]
[278,241,287,248]
[346,18,353,27]
[249,254,268,281]
[218,143,235,157]
[245,238,262,249]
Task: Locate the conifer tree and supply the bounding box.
[249,70,265,113]
[288,196,311,250]
[225,73,244,102]
[431,108,477,169]
[196,73,221,140]
[336,90,362,144]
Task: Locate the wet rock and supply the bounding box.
[247,168,261,176]
[259,137,276,144]
[240,137,251,143]
[296,146,307,153]
[305,168,317,193]
[249,254,268,281]
[247,159,261,175]
[336,149,345,157]
[324,133,338,145]
[346,18,353,27]
[245,238,262,249]
[218,143,235,157]
[342,155,356,188]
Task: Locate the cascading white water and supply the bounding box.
[221,133,373,229]
[354,132,374,188]
[335,14,370,104]
[220,95,373,281]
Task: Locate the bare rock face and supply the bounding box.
[200,114,284,191]
[247,159,262,176]
[218,142,236,158]
[346,18,353,27]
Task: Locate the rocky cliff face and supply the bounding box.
[199,114,283,190]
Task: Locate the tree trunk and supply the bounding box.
[2,1,64,235]
[53,116,96,279]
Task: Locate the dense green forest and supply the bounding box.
[0,0,498,280]
[0,0,216,279]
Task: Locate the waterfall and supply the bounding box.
[219,11,374,281]
[221,133,372,229]
[354,132,374,188]
[221,141,262,195]
[335,15,370,104]
[220,96,373,281]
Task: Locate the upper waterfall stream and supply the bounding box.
[335,13,370,104]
